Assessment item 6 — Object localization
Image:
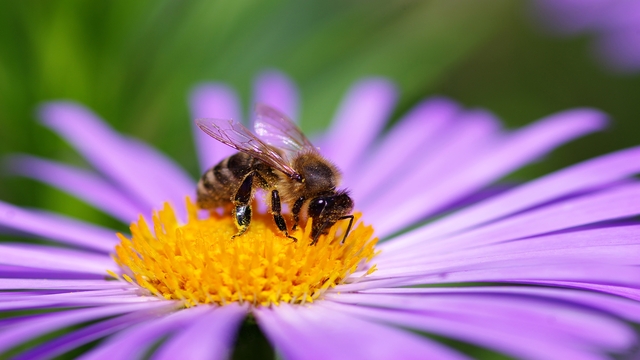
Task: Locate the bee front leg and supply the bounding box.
[271,190,298,242]
[231,173,254,239]
[291,196,305,231]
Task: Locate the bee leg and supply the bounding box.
[338,215,355,244]
[231,173,254,239]
[291,196,305,231]
[271,190,298,242]
[310,221,328,246]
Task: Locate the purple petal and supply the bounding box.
[38,102,187,212]
[13,305,168,360]
[255,303,469,360]
[321,300,617,360]
[325,291,635,351]
[517,280,640,302]
[0,288,139,301]
[378,223,640,271]
[0,265,107,280]
[123,137,195,219]
[593,1,640,31]
[364,262,640,289]
[0,302,178,354]
[369,108,607,237]
[529,0,610,35]
[381,146,640,254]
[359,108,501,213]
[0,244,116,274]
[0,294,159,311]
[358,286,640,323]
[593,28,640,72]
[154,304,247,360]
[382,182,640,260]
[252,70,299,122]
[81,306,219,360]
[5,155,142,222]
[0,279,132,290]
[189,83,242,171]
[321,78,397,171]
[344,96,460,200]
[0,200,118,252]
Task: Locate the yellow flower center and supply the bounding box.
[111,199,378,307]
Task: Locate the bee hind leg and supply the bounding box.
[231,173,254,239]
[271,190,298,242]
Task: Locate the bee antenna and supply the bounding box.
[339,215,354,244]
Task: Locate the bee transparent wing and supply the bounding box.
[195,118,300,178]
[253,103,318,161]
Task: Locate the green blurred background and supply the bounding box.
[1,0,639,229]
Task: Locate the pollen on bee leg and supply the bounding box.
[112,197,379,307]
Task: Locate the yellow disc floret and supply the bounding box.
[112,198,378,307]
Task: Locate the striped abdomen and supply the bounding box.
[196,152,256,209]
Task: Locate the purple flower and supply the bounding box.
[1,70,640,359]
[530,0,640,73]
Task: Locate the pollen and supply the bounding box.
[112,198,378,307]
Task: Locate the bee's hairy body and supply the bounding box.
[197,151,352,244]
[195,104,355,245]
[197,152,276,208]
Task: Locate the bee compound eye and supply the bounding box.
[308,198,327,218]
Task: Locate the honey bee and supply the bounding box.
[195,104,354,245]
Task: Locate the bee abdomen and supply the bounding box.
[197,152,254,209]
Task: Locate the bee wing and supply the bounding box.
[195,117,300,178]
[253,103,318,161]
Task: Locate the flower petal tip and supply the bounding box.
[188,83,241,121]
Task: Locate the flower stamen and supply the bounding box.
[113,198,378,307]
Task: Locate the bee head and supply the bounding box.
[308,191,354,245]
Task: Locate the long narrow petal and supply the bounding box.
[325,292,634,350]
[322,79,397,171]
[0,266,108,280]
[154,304,247,360]
[0,288,140,302]
[359,109,501,212]
[38,102,187,212]
[321,301,616,360]
[382,146,640,254]
[0,295,159,311]
[364,262,640,288]
[381,181,640,258]
[123,137,195,217]
[80,306,236,360]
[252,70,299,122]
[377,223,640,269]
[5,155,142,222]
[0,279,132,291]
[0,244,116,274]
[516,280,640,301]
[345,97,459,201]
[356,286,640,322]
[0,201,118,252]
[12,306,165,360]
[189,83,243,172]
[255,303,468,360]
[370,108,607,237]
[0,302,177,354]
[375,244,640,279]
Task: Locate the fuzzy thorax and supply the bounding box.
[112,199,378,307]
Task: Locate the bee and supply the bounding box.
[195,104,354,246]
